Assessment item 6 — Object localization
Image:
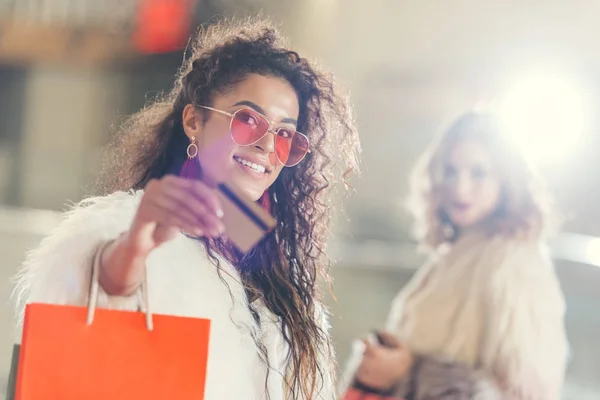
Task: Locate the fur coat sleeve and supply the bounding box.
[13,191,143,325]
[479,240,568,400]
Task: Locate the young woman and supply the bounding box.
[347,112,568,399]
[14,18,360,399]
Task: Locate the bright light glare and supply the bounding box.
[495,71,587,162]
[585,237,600,267]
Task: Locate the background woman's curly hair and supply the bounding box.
[98,17,361,399]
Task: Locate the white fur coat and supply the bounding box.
[341,232,568,400]
[13,191,335,400]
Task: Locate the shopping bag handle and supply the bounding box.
[86,240,154,331]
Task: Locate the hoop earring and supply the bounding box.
[180,136,202,180]
[186,137,198,158]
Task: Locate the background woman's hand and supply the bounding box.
[355,331,413,392]
[100,175,225,295]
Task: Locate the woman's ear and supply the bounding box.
[182,104,202,140]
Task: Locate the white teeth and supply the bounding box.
[234,157,266,173]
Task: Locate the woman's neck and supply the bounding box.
[454,220,489,241]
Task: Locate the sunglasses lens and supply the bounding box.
[231,108,309,167]
[231,109,269,145]
[275,130,309,166]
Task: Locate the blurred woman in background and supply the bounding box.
[15,17,360,399]
[344,112,568,399]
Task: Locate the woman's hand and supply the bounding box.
[128,176,225,254]
[99,175,225,295]
[355,331,413,392]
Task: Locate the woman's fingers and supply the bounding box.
[151,191,205,229]
[161,177,225,235]
[144,201,205,237]
[163,176,224,216]
[156,187,224,236]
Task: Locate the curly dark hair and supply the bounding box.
[98,17,360,399]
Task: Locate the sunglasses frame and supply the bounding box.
[196,105,310,167]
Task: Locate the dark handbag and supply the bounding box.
[408,355,474,400]
[341,354,481,400]
[5,344,20,400]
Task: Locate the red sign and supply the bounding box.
[132,0,194,54]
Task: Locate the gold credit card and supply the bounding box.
[216,182,276,253]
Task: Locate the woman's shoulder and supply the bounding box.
[474,235,558,290]
[23,190,144,265]
[79,190,143,205]
[450,231,550,265]
[52,190,143,231]
[490,235,551,265]
[65,190,143,218]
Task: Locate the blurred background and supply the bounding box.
[0,0,599,398]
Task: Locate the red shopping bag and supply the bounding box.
[15,301,210,399]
